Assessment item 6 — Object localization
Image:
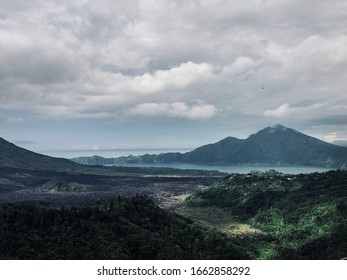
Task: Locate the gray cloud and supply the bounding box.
[0,115,8,124]
[13,139,36,145]
[0,0,346,148]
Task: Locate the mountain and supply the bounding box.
[184,124,347,167]
[72,124,347,168]
[0,137,78,171]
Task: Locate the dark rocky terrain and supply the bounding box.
[0,165,220,207]
[0,136,224,207]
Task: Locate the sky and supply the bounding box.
[0,0,347,156]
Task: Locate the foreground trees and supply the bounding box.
[0,196,251,260]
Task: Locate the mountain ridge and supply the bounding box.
[0,137,78,171]
[72,124,347,168]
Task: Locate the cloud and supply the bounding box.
[277,35,347,83]
[13,140,36,145]
[0,59,215,117]
[0,0,347,148]
[130,62,215,94]
[263,103,328,119]
[222,56,258,76]
[0,25,82,85]
[128,102,217,120]
[0,115,8,124]
[264,104,292,117]
[0,114,24,124]
[323,133,337,143]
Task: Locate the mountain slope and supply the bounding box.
[185,124,347,167]
[0,196,252,259]
[72,125,347,168]
[185,170,347,259]
[183,136,243,163]
[0,137,78,171]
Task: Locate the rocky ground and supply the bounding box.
[0,166,220,207]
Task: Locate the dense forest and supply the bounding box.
[0,196,253,260]
[185,170,347,259]
[1,170,346,260]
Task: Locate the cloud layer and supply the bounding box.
[1,0,347,148]
[128,102,217,120]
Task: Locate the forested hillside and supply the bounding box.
[185,170,347,259]
[0,196,252,259]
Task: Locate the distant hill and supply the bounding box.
[0,137,78,171]
[72,125,347,168]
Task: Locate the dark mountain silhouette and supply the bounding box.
[0,137,78,171]
[73,124,347,168]
[184,124,347,167]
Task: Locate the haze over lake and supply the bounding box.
[42,148,192,159]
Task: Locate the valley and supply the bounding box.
[0,165,220,207]
[1,163,345,260]
[0,128,346,260]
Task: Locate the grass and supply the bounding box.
[175,206,264,237]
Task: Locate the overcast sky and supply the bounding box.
[1,0,347,155]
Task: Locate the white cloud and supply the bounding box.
[263,102,332,121]
[128,102,217,120]
[0,59,215,117]
[130,62,215,94]
[264,103,292,117]
[222,56,258,76]
[323,133,338,143]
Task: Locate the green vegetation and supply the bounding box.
[0,196,254,259]
[1,166,346,260]
[185,170,347,259]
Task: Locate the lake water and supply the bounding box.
[109,163,333,174]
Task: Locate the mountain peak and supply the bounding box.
[270,124,287,129]
[264,124,290,133]
[258,124,298,135]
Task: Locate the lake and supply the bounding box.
[108,163,333,174]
